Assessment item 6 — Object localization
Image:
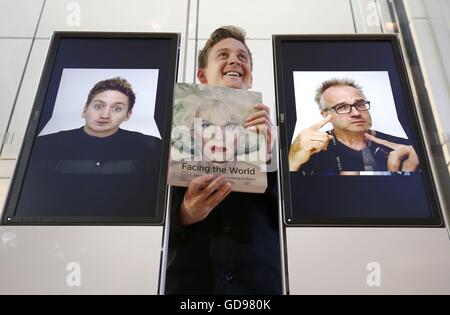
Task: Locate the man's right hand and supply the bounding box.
[180,175,232,226]
[288,115,333,171]
[365,132,419,172]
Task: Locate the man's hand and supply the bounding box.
[365,132,419,172]
[180,175,232,226]
[288,115,333,171]
[244,104,273,155]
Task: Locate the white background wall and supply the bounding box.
[0,0,449,294]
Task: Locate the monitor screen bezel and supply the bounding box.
[1,31,180,226]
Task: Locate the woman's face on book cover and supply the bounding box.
[194,109,244,163]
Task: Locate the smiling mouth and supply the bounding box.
[224,71,242,77]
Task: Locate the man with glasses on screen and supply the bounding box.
[19,77,160,218]
[289,78,419,174]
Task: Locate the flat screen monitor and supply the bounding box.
[273,34,442,226]
[2,32,180,225]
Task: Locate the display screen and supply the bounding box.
[2,33,179,224]
[273,35,442,226]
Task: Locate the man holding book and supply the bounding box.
[165,26,282,294]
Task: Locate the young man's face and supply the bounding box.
[321,85,372,134]
[198,38,252,90]
[82,90,131,138]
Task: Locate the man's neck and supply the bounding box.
[83,126,119,138]
[333,129,368,151]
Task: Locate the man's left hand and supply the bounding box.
[365,132,419,172]
[244,104,273,156]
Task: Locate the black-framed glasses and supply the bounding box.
[330,101,371,114]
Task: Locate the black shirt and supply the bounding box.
[165,171,282,295]
[299,130,411,175]
[16,127,161,218]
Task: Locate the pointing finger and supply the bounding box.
[310,115,332,131]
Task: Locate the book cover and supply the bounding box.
[168,83,268,193]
